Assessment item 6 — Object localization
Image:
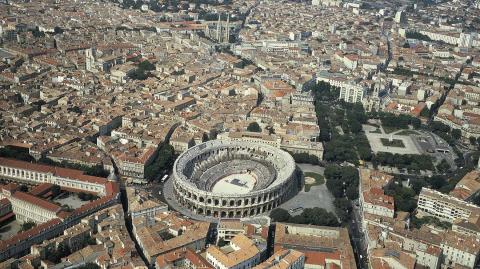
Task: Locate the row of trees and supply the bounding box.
[405,31,432,41]
[372,152,434,172]
[324,165,359,223]
[0,146,34,162]
[370,112,421,130]
[269,207,340,227]
[78,192,99,201]
[290,153,320,165]
[144,144,176,181]
[429,121,461,145]
[310,82,373,165]
[39,158,110,178]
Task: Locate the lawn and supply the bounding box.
[382,126,401,134]
[380,138,405,148]
[304,172,325,192]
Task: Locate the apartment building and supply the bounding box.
[417,187,480,223]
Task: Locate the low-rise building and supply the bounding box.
[155,248,213,269]
[253,249,304,269]
[133,212,210,265]
[361,188,395,218]
[126,187,168,219]
[206,234,265,269]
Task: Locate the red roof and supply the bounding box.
[12,192,61,212]
[0,218,62,252]
[29,183,54,196]
[0,158,107,185]
[105,181,120,196]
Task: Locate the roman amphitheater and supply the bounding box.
[170,140,298,219]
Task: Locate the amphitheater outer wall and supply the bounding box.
[172,140,297,219]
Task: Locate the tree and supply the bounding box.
[144,144,175,181]
[451,129,462,140]
[138,60,156,71]
[420,107,430,117]
[51,185,61,196]
[54,26,64,35]
[247,122,261,132]
[429,175,447,190]
[290,152,319,165]
[472,194,480,206]
[128,68,150,80]
[21,221,36,232]
[333,198,352,223]
[19,185,28,192]
[410,178,426,194]
[297,207,339,226]
[77,263,100,269]
[269,208,291,222]
[436,159,451,173]
[325,165,359,199]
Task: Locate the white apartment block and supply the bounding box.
[417,187,480,223]
[316,73,366,104]
[339,85,365,103]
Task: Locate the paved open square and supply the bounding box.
[364,125,422,155]
[53,193,90,209]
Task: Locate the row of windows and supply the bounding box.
[0,166,105,194]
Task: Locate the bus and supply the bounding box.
[161,174,169,183]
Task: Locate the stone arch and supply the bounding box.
[228,211,234,218]
[221,211,227,218]
[207,210,212,216]
[229,200,235,207]
[236,200,242,206]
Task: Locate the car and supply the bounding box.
[158,191,162,195]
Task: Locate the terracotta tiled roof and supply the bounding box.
[12,192,61,212]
